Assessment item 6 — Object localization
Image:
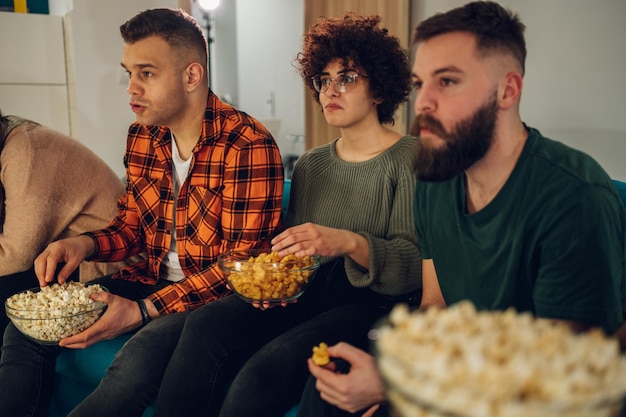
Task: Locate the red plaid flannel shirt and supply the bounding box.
[85,92,283,313]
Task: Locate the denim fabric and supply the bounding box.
[68,312,188,417]
[219,303,387,417]
[152,293,312,417]
[0,324,62,417]
[152,259,408,417]
[296,374,390,417]
[0,275,173,417]
[0,269,41,344]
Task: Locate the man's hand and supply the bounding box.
[307,342,386,413]
[58,292,144,349]
[34,235,96,286]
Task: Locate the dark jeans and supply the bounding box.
[68,312,189,417]
[0,275,173,417]
[152,259,417,417]
[297,374,390,417]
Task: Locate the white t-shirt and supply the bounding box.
[161,135,192,282]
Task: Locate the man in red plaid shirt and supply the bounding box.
[0,8,283,417]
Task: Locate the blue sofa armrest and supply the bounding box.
[282,179,291,213]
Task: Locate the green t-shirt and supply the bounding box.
[414,127,625,333]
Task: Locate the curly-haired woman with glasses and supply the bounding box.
[149,14,422,417]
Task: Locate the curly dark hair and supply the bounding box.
[413,1,526,74]
[295,14,411,125]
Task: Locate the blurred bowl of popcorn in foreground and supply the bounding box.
[5,282,107,345]
[218,250,320,304]
[374,301,626,417]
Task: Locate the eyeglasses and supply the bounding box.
[311,71,368,94]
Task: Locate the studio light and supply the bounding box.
[196,0,221,12]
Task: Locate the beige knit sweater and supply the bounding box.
[0,118,132,280]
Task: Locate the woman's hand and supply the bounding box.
[271,223,368,267]
[251,299,296,310]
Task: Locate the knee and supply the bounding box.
[229,341,299,394]
[106,338,164,386]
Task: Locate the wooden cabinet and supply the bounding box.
[0,11,70,134]
[303,0,410,149]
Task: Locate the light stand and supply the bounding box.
[202,12,214,88]
[195,0,220,88]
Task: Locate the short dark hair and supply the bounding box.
[120,8,208,70]
[296,13,411,125]
[413,1,526,74]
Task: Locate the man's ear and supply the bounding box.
[499,71,523,110]
[185,62,205,92]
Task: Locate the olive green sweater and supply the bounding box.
[285,136,421,296]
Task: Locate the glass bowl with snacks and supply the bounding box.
[5,281,108,345]
[372,301,626,417]
[218,250,320,304]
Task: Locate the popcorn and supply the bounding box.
[225,251,317,301]
[6,282,106,343]
[376,301,626,417]
[312,342,330,366]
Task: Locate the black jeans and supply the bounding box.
[68,312,189,417]
[297,374,390,417]
[152,259,418,417]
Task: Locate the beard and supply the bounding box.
[411,92,499,182]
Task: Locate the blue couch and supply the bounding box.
[50,179,297,417]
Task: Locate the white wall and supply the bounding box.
[232,0,305,157]
[413,0,626,180]
[0,12,70,134]
[64,0,178,177]
[203,0,239,106]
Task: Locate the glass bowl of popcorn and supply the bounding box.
[218,250,320,304]
[5,281,108,344]
[373,301,626,417]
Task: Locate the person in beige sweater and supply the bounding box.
[0,110,132,334]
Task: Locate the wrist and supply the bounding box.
[136,299,152,326]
